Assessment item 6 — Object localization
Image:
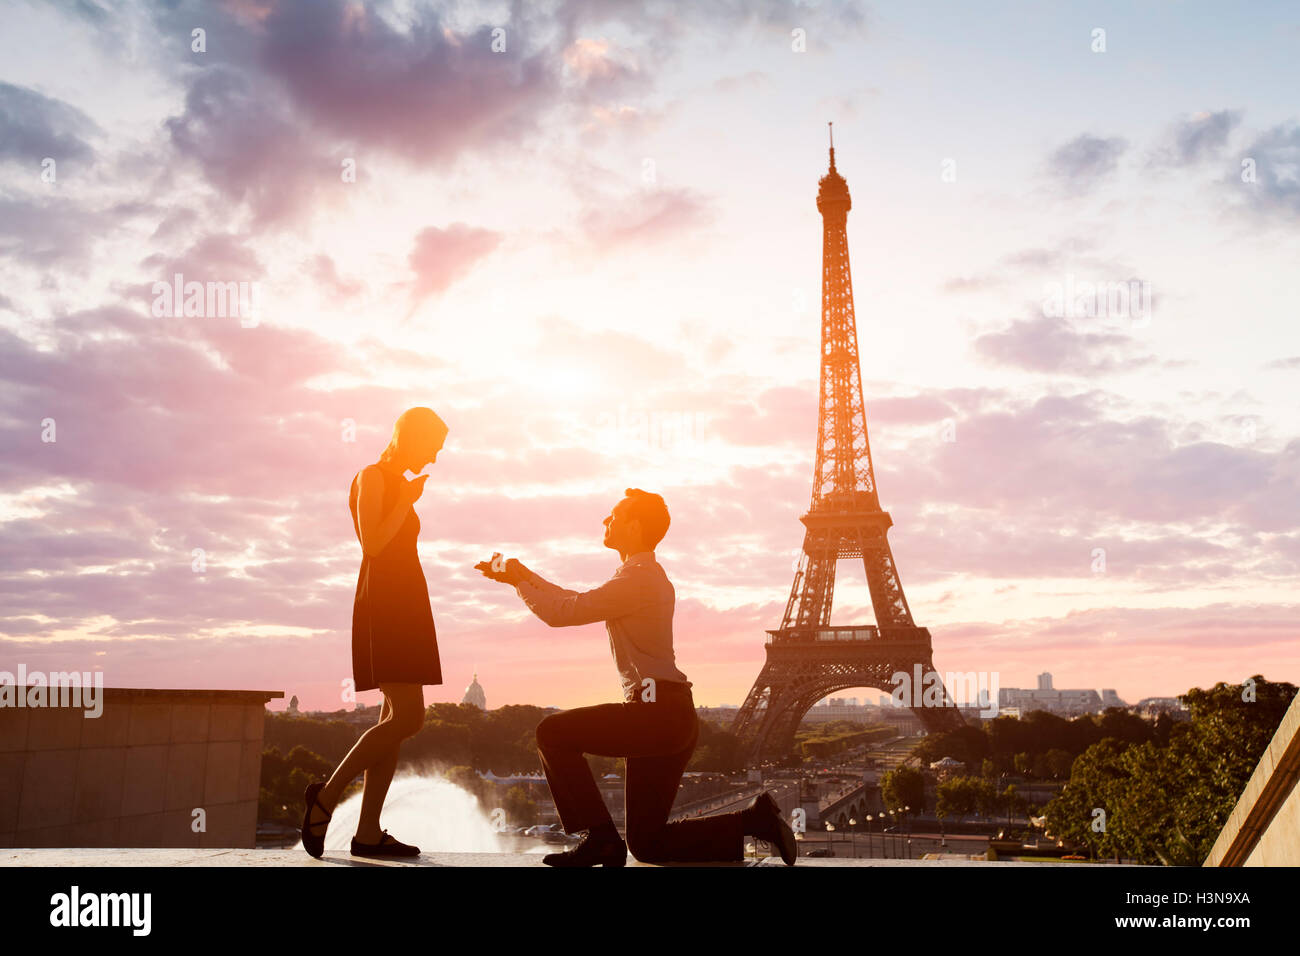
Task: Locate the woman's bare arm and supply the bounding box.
[356,465,425,557]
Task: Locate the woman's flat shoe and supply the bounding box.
[351,830,420,858]
[301,781,331,859]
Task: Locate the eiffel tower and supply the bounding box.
[731,126,964,764]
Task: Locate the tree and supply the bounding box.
[972,778,999,819]
[502,785,539,827]
[1043,738,1129,860]
[912,724,988,768]
[1030,752,1053,780]
[688,720,745,772]
[1044,676,1297,865]
[258,745,335,826]
[880,766,925,817]
[1000,784,1025,825]
[1045,748,1075,781]
[936,777,978,824]
[1094,707,1153,747]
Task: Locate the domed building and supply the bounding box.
[462,673,486,710]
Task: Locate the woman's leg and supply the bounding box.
[347,695,396,843]
[354,684,423,842]
[310,683,424,832]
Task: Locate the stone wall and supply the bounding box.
[0,688,282,848]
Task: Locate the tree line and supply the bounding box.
[892,676,1295,864]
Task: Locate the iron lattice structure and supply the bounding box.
[731,130,964,764]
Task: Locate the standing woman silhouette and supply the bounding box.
[301,406,448,858]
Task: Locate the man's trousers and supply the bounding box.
[535,681,745,862]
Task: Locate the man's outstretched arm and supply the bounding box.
[513,563,576,596]
[515,571,645,627]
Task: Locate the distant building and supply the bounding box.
[697,705,739,724]
[801,699,879,723]
[698,700,920,734]
[930,756,964,780]
[341,704,380,727]
[462,673,486,710]
[1134,696,1190,719]
[998,673,1128,716]
[699,700,926,735]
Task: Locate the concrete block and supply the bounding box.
[243,705,264,741]
[163,742,207,811]
[73,746,126,822]
[24,825,79,848]
[24,706,83,751]
[209,704,244,742]
[0,752,24,833]
[170,703,210,744]
[79,702,131,749]
[127,703,172,746]
[200,801,256,848]
[162,808,204,848]
[203,741,242,805]
[17,750,77,831]
[67,817,120,847]
[237,740,263,803]
[117,812,166,848]
[0,709,29,752]
[121,745,167,816]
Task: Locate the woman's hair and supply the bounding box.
[379,406,448,466]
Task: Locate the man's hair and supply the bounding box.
[624,487,670,548]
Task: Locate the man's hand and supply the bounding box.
[474,554,525,586]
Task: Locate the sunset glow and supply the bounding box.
[2,0,1297,718]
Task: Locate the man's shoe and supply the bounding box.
[542,828,627,867]
[744,791,797,865]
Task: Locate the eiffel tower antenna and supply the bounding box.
[731,129,964,764]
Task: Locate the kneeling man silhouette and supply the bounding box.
[475,488,796,867]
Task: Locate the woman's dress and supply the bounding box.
[349,465,442,691]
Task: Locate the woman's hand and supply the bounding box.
[398,473,429,507]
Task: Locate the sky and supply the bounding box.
[1,0,1297,714]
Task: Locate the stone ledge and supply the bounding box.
[0,848,1123,867]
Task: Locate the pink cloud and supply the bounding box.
[406,223,502,310]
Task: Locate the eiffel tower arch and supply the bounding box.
[732,127,964,765]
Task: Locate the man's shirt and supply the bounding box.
[514,550,690,702]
